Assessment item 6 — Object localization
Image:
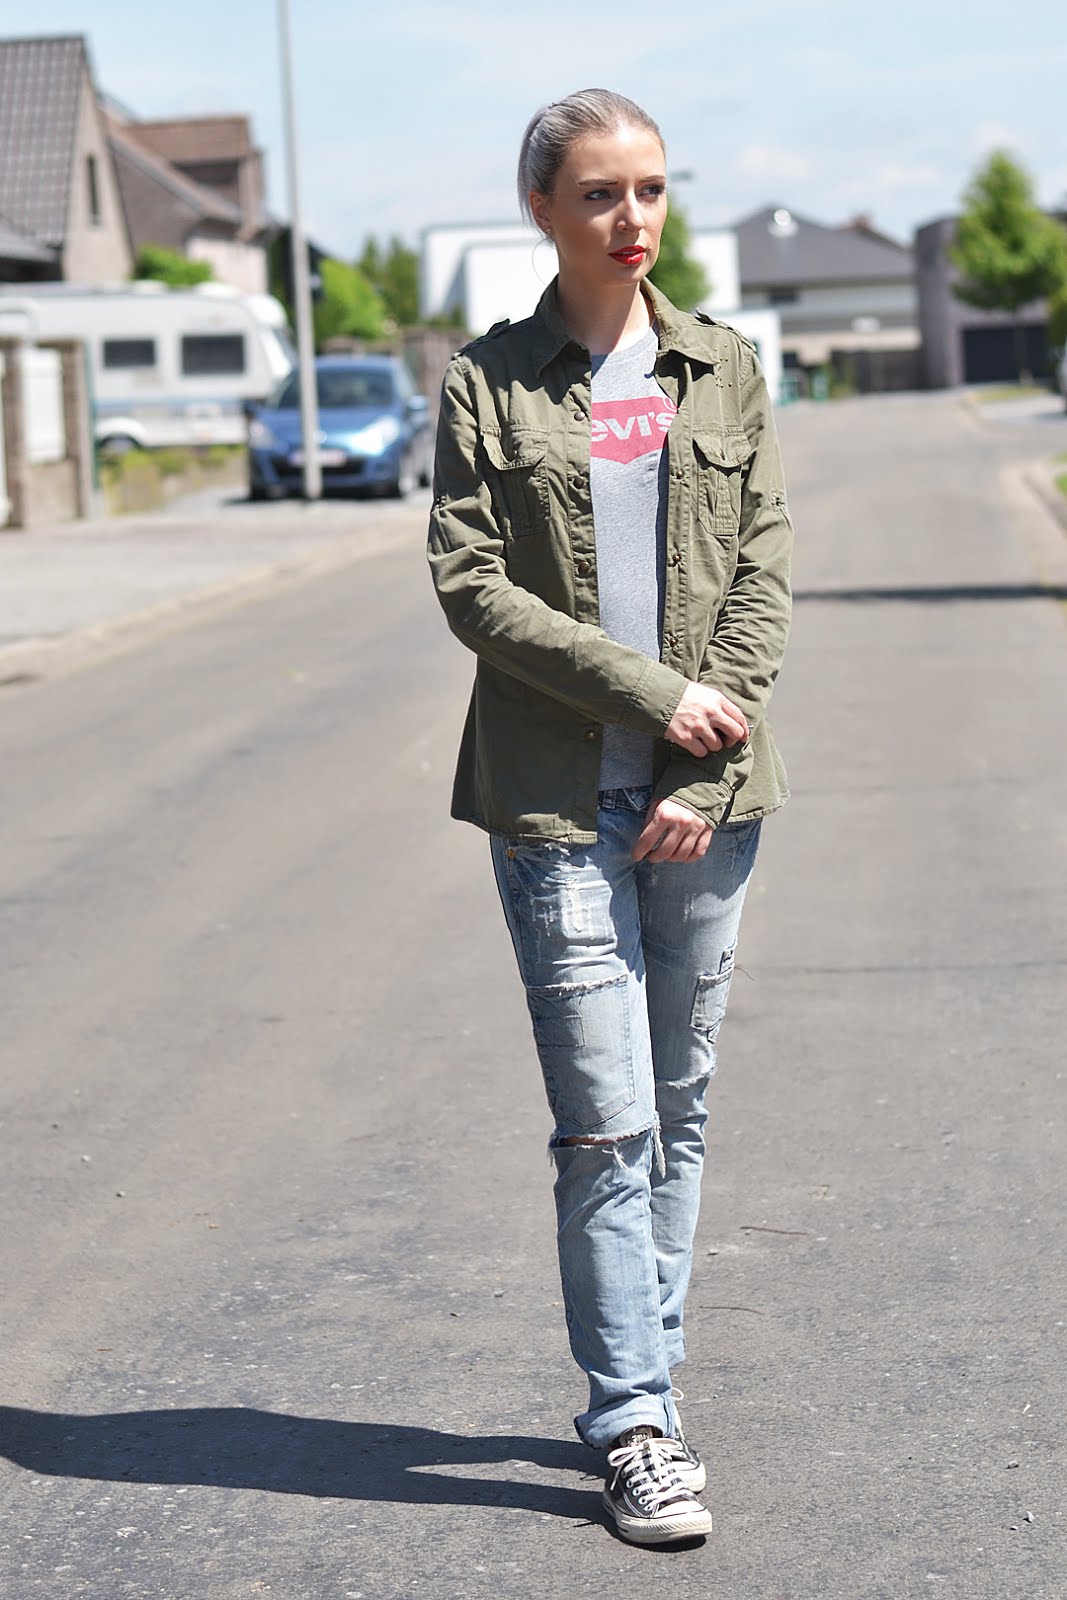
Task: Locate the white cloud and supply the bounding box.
[875,163,943,190]
[969,119,1027,157]
[736,144,815,183]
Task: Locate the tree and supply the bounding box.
[133,244,213,286]
[950,150,1067,381]
[647,201,709,311]
[311,257,386,346]
[358,235,420,327]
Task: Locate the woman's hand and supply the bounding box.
[632,797,714,863]
[665,682,749,756]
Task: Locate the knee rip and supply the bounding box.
[550,1121,665,1176]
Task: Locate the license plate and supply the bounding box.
[288,448,347,467]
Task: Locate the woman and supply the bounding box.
[428,89,792,1545]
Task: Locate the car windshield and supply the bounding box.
[269,368,395,410]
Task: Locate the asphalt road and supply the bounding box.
[1,392,1065,1599]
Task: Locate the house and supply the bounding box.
[915,214,1063,387]
[0,34,132,284]
[0,32,273,294]
[112,113,272,294]
[734,204,920,390]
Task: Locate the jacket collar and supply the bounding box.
[529,276,718,374]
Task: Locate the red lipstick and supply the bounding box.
[610,247,646,265]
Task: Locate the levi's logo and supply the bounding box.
[590,395,677,464]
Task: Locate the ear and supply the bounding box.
[529,191,552,238]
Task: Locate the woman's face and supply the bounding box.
[530,123,668,294]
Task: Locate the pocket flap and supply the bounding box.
[694,429,753,470]
[482,426,547,470]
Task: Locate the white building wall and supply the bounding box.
[690,230,740,314]
[23,347,66,464]
[459,241,560,332]
[420,224,537,321]
[187,236,268,295]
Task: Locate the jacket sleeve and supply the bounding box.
[427,353,690,735]
[653,345,793,824]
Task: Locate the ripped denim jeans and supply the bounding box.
[490,787,761,1450]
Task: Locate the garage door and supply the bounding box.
[962,323,1049,384]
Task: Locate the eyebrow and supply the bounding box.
[574,173,667,187]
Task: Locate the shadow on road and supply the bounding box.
[0,1404,600,1521]
[794,582,1067,604]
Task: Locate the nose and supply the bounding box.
[617,189,644,230]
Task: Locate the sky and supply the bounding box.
[9,0,1066,256]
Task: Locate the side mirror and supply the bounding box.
[242,399,259,421]
[407,394,429,416]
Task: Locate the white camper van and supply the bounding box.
[0,282,295,451]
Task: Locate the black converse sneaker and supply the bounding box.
[664,1404,706,1494]
[602,1426,713,1545]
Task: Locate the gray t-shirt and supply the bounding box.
[590,324,676,790]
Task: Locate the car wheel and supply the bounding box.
[98,433,141,456]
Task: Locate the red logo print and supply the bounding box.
[590,395,677,464]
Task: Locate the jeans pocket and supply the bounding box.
[690,957,735,1045]
[527,974,636,1132]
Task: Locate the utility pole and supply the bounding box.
[277,0,321,500]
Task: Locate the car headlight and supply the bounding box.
[349,416,401,455]
[249,419,280,450]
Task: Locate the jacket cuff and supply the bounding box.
[618,661,689,736]
[652,773,737,828]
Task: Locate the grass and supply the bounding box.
[98,444,245,514]
[1055,473,1067,502]
[971,383,1053,404]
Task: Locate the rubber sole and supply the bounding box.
[673,1456,707,1495]
[602,1486,713,1544]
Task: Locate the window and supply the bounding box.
[102,338,157,370]
[86,155,101,224]
[768,287,799,306]
[270,367,395,410]
[181,334,246,376]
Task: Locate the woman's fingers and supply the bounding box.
[633,801,715,863]
[666,684,748,755]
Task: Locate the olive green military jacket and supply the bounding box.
[427,278,792,843]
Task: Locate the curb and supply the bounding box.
[0,512,424,688]
[1023,462,1067,538]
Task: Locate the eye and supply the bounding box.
[584,188,610,202]
[641,183,667,200]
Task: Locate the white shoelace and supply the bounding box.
[606,1434,691,1513]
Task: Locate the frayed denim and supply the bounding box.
[491,787,760,1449]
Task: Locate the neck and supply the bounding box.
[555,276,652,356]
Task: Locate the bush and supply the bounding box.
[133,244,214,286]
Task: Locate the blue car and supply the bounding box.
[247,354,432,499]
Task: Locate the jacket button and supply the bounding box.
[576,558,592,577]
[584,727,600,742]
[668,549,682,567]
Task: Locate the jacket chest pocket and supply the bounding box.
[693,428,753,542]
[482,426,549,539]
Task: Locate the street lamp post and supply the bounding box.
[277,0,321,501]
